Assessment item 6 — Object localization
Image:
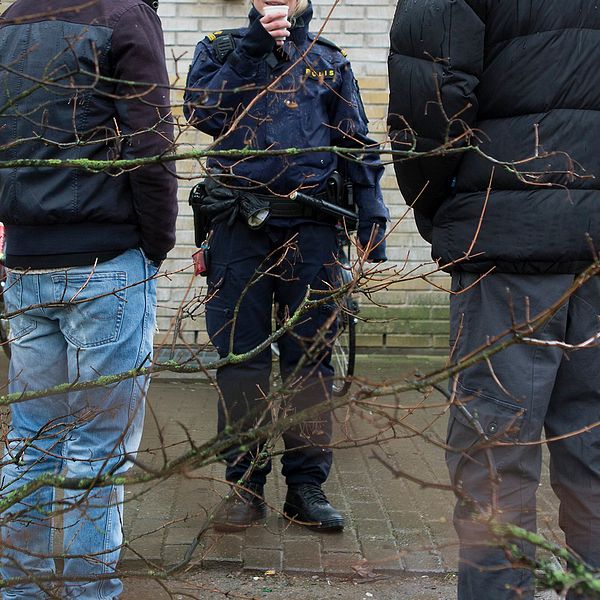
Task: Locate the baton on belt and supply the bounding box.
[289,190,358,227]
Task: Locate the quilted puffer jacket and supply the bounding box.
[388,1,600,274]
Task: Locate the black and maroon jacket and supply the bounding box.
[0,0,178,267]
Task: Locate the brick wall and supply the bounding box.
[0,0,450,355]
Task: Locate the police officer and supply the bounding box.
[184,0,388,532]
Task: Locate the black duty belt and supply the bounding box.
[190,174,356,244]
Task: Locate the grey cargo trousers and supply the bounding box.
[447,272,600,600]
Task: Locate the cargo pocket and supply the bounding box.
[205,264,232,355]
[446,387,526,485]
[206,263,226,297]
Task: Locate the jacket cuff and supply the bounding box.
[238,18,276,59]
[354,185,390,221]
[358,218,388,262]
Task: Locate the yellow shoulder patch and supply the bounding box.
[207,31,223,42]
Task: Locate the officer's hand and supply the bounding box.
[260,7,290,46]
[357,219,388,263]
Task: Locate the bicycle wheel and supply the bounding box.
[331,298,357,397]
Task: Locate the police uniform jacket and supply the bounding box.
[185,3,389,254]
[388,0,600,274]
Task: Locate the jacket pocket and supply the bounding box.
[204,264,233,355]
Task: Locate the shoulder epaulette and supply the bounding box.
[312,35,347,57]
[206,28,241,43]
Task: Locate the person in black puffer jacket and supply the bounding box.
[389,3,600,599]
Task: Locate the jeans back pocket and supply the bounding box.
[52,271,127,348]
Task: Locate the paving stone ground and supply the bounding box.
[120,356,562,582]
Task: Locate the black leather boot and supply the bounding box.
[212,483,267,532]
[284,483,344,531]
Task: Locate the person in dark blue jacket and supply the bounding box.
[185,0,388,532]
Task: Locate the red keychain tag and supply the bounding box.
[193,245,209,276]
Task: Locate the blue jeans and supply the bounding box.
[0,249,157,599]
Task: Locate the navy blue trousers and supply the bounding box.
[448,272,600,600]
[206,220,338,487]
